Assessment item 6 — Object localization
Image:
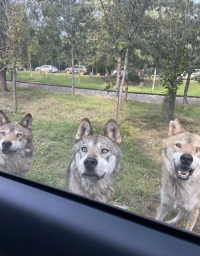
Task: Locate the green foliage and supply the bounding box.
[101,75,116,90]
[159,45,187,97]
[128,69,140,83]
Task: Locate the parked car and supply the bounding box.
[35,65,58,73]
[65,65,88,75]
[181,69,200,80]
[7,63,25,71]
[112,68,124,76]
[16,64,25,71]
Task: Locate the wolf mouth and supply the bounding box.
[82,173,106,179]
[175,166,194,180]
[2,148,19,155]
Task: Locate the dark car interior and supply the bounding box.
[0,170,200,256]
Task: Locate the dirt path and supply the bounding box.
[7,80,200,104]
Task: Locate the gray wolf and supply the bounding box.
[0,110,34,177]
[67,118,122,203]
[156,118,200,231]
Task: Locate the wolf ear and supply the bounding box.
[104,119,121,145]
[0,110,10,126]
[168,118,185,137]
[19,113,33,129]
[76,118,93,141]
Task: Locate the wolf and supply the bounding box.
[156,118,200,231]
[0,110,34,177]
[67,118,122,203]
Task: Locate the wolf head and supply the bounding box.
[72,118,122,180]
[0,110,33,155]
[163,118,200,181]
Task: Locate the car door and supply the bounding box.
[74,65,79,73]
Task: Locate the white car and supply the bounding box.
[112,68,124,76]
[35,65,58,73]
[181,69,200,80]
[65,65,88,74]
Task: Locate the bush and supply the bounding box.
[101,76,116,90]
[128,69,140,83]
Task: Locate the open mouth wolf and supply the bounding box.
[175,165,194,180]
[174,153,195,180]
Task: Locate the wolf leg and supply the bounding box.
[186,208,199,231]
[155,204,171,221]
[166,210,183,224]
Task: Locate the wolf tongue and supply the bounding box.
[180,170,188,174]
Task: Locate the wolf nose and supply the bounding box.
[2,140,12,149]
[180,153,193,165]
[84,157,98,169]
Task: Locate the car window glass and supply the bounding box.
[1,0,200,235]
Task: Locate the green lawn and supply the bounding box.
[7,71,200,96]
[1,85,200,232]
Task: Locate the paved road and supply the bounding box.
[7,81,200,104]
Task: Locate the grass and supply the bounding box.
[1,85,200,233]
[7,71,200,96]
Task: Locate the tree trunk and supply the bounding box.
[139,69,144,87]
[114,52,122,123]
[44,64,46,77]
[28,51,32,79]
[71,42,75,96]
[30,61,32,79]
[183,74,191,110]
[0,67,8,92]
[78,60,80,83]
[119,48,128,110]
[105,67,109,76]
[13,63,17,114]
[125,80,129,101]
[51,61,53,83]
[125,64,129,101]
[152,68,156,93]
[161,95,176,122]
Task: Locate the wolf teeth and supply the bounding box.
[178,170,189,177]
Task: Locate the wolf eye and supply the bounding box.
[196,147,200,152]
[101,149,109,154]
[81,147,87,152]
[1,132,5,136]
[175,143,181,148]
[17,133,22,137]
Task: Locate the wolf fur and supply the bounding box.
[156,118,200,231]
[0,110,34,177]
[67,118,122,203]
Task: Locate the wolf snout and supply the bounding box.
[2,140,12,149]
[84,157,98,169]
[180,153,193,165]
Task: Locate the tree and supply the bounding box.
[148,0,195,122]
[99,0,148,122]
[58,0,94,95]
[181,1,200,110]
[0,0,9,92]
[5,1,27,113]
